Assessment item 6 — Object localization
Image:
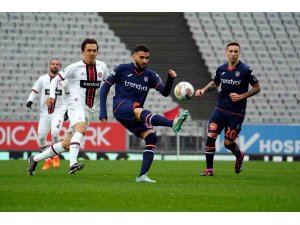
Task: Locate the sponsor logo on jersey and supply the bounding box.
[209,123,218,131]
[45,89,62,95]
[221,72,226,76]
[80,80,101,88]
[124,81,148,91]
[220,78,241,85]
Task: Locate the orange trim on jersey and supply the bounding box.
[216,107,245,117]
[57,73,64,80]
[205,146,216,150]
[146,144,156,148]
[105,80,113,86]
[227,66,235,71]
[155,82,163,89]
[134,69,144,75]
[133,102,140,109]
[113,100,125,114]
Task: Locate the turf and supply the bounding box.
[0,160,299,212]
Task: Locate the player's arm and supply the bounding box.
[26,78,42,109]
[156,69,176,97]
[99,81,112,123]
[195,80,219,97]
[229,83,261,102]
[47,74,63,107]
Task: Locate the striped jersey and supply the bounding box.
[28,73,69,114]
[55,60,109,112]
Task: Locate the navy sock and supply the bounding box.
[139,133,157,176]
[225,142,242,158]
[140,110,173,127]
[205,136,216,169]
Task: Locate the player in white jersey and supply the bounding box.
[26,58,69,171]
[28,38,109,176]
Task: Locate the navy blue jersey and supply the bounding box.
[99,62,174,120]
[214,60,259,115]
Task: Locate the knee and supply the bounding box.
[38,137,47,148]
[224,139,234,148]
[145,132,157,144]
[75,123,87,135]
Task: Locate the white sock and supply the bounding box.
[69,132,83,166]
[33,143,65,162]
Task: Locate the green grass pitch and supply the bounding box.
[0,160,299,212]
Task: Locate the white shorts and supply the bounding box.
[67,101,93,133]
[38,110,65,139]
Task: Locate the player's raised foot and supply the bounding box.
[42,158,52,170]
[136,173,156,183]
[52,155,60,168]
[200,168,214,176]
[69,163,85,175]
[28,156,38,176]
[172,110,189,133]
[235,152,244,174]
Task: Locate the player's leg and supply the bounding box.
[200,133,218,176]
[37,116,52,171]
[223,115,245,174]
[136,130,157,183]
[67,106,89,174]
[50,114,64,168]
[135,108,189,133]
[200,109,224,176]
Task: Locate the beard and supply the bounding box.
[50,67,59,74]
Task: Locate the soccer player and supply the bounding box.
[28,38,109,175]
[26,58,69,170]
[195,41,260,176]
[99,44,189,183]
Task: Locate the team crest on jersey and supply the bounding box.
[209,123,218,131]
[144,76,148,82]
[235,71,240,77]
[98,72,102,78]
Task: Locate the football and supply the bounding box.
[174,81,194,101]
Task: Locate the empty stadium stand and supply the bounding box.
[184,12,300,124]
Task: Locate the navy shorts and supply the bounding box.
[113,99,153,137]
[207,107,245,141]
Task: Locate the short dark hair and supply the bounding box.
[226,41,240,50]
[81,38,98,51]
[133,44,150,53]
[49,58,61,67]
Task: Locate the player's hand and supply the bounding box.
[168,69,177,78]
[47,97,54,107]
[100,118,107,123]
[26,101,33,109]
[195,89,205,97]
[229,93,242,102]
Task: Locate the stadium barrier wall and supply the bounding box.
[216,124,300,156]
[0,122,126,152]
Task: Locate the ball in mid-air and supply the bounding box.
[174,81,194,101]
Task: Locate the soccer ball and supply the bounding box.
[174,81,194,101]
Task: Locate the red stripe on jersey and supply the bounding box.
[105,80,113,86]
[86,64,96,108]
[58,73,64,80]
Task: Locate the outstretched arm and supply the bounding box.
[158,69,176,97]
[195,81,218,97]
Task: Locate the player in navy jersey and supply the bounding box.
[195,41,260,176]
[99,44,189,183]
